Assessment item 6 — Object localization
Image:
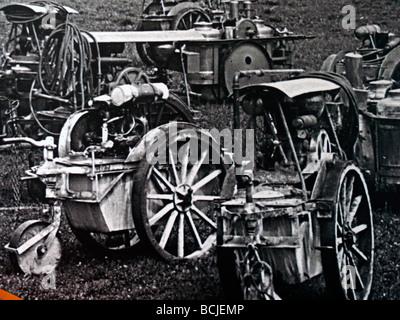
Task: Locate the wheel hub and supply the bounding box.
[173,184,193,212]
[343,225,357,247]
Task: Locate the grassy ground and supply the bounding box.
[0,0,399,300]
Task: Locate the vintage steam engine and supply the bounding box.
[0,1,309,141]
[0,1,375,301]
[0,2,78,139]
[322,25,400,196]
[216,71,374,300]
[6,80,225,273]
[137,0,311,101]
[321,24,400,84]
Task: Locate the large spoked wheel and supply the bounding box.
[133,123,229,261]
[8,220,62,275]
[319,163,374,300]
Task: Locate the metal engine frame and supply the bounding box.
[216,70,374,300]
[136,0,313,102]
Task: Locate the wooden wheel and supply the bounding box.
[133,123,229,261]
[8,220,62,275]
[319,163,374,300]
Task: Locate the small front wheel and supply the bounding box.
[8,220,62,275]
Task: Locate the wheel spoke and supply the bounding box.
[193,195,221,201]
[348,195,362,225]
[186,149,209,186]
[180,18,188,30]
[147,194,174,200]
[338,197,345,227]
[154,105,165,128]
[151,171,169,194]
[345,175,355,212]
[152,167,176,193]
[192,169,222,192]
[194,14,202,24]
[159,210,179,249]
[149,202,175,226]
[123,73,130,84]
[178,213,185,258]
[189,14,193,28]
[351,244,369,262]
[185,211,203,249]
[336,220,343,234]
[348,252,365,290]
[180,143,190,183]
[169,148,181,185]
[337,244,346,270]
[352,223,368,234]
[191,205,217,230]
[336,221,344,246]
[346,255,357,300]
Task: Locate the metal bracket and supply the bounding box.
[4,204,61,256]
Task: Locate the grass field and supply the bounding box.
[0,0,399,300]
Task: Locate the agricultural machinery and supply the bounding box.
[0,1,198,142]
[216,70,374,300]
[0,1,309,142]
[137,0,312,102]
[322,25,400,196]
[0,1,390,301]
[321,24,400,84]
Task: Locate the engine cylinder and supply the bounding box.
[354,25,381,41]
[292,115,318,129]
[110,83,169,107]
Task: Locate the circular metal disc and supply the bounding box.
[223,42,271,95]
[9,220,62,275]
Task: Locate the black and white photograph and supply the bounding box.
[0,0,399,308]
